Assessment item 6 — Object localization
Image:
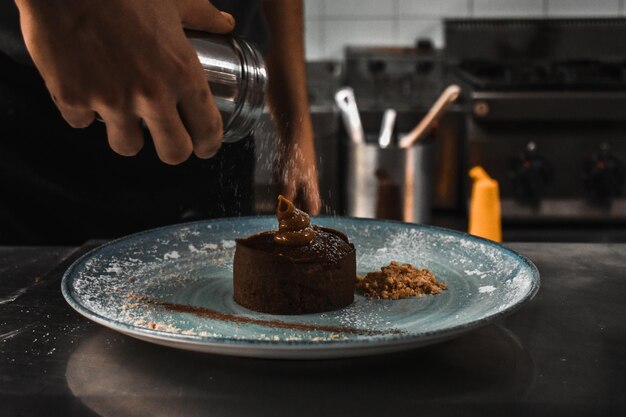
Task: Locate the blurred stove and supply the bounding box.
[446,18,626,222]
[457,60,626,91]
[344,40,445,110]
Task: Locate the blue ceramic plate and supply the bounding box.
[62,217,539,359]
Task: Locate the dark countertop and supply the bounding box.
[1,243,625,417]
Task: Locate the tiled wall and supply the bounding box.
[304,0,626,60]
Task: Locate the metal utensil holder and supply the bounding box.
[344,137,433,223]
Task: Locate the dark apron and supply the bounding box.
[0,52,255,245]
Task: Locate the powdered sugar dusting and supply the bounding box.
[105,264,122,274]
[64,217,538,351]
[163,251,180,260]
[221,240,236,249]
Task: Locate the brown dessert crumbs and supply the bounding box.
[356,261,447,300]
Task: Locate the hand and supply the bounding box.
[274,133,322,215]
[16,0,234,164]
[260,0,320,215]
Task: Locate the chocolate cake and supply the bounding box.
[233,196,356,315]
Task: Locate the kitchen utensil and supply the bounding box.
[62,216,539,359]
[345,139,433,223]
[334,87,365,144]
[399,85,461,148]
[96,33,267,141]
[188,32,267,143]
[378,108,397,148]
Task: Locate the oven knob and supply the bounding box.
[509,141,553,206]
[583,143,624,204]
[473,101,490,118]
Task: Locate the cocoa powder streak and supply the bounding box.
[128,295,400,336]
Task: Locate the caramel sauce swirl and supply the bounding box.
[274,195,316,246]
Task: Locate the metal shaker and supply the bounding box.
[187,31,268,143]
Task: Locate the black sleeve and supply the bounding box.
[0,1,33,65]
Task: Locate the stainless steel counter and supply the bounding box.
[1,242,625,416]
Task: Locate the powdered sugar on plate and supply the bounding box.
[62,217,539,358]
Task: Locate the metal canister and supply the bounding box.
[344,138,434,224]
[187,32,267,142]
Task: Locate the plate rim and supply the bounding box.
[61,216,540,351]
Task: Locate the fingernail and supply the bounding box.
[195,146,220,159]
[220,12,235,26]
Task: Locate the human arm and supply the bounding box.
[14,0,234,164]
[262,0,321,214]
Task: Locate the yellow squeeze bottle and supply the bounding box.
[468,166,502,242]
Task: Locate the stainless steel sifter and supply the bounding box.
[187,31,268,142]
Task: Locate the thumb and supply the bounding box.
[279,176,298,205]
[303,185,322,215]
[178,0,235,33]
